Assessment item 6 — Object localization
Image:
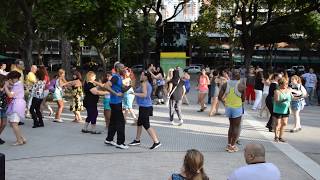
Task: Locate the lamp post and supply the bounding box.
[116,19,122,62]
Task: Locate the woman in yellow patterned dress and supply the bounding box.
[70,71,84,123]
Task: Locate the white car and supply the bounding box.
[187,65,201,74]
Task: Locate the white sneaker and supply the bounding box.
[171,121,177,126]
[104,140,117,146]
[53,119,64,123]
[116,143,129,149]
[178,119,183,126]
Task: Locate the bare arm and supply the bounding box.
[218,82,227,102]
[4,82,14,98]
[105,81,122,97]
[134,82,147,98]
[89,87,108,96]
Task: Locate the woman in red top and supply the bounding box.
[39,66,54,116]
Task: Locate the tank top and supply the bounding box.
[225,80,242,108]
[198,75,209,91]
[273,90,292,114]
[136,82,152,107]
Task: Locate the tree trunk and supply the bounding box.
[98,50,107,73]
[142,7,150,66]
[61,34,71,79]
[155,26,163,66]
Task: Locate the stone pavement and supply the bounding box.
[1,82,320,180]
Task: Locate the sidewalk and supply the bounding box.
[1,78,319,179]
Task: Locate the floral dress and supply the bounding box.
[70,86,84,112]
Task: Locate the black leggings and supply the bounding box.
[138,106,153,130]
[266,98,273,128]
[106,103,125,145]
[30,97,44,126]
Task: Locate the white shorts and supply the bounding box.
[7,113,21,123]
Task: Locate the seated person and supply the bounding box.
[228,143,280,180]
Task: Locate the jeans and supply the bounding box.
[106,103,126,145]
[306,87,314,105]
[169,99,182,121]
[30,97,44,126]
[252,90,263,110]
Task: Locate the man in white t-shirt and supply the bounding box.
[302,68,317,105]
[228,143,280,180]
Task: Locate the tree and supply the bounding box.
[0,0,37,69]
[35,0,132,73]
[214,0,320,70]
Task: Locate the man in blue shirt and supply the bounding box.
[104,62,131,149]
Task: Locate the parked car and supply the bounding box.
[186,65,201,74]
[131,64,144,73]
[291,65,305,73]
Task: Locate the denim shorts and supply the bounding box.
[225,107,243,119]
[0,109,7,119]
[291,100,305,111]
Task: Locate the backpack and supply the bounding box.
[48,79,57,93]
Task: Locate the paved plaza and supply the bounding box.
[1,83,320,180]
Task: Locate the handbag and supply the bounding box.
[165,79,180,106]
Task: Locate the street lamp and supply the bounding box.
[116,19,122,62]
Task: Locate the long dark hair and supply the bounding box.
[143,70,153,85]
[170,69,180,85]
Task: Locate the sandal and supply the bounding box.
[12,141,24,146]
[274,137,279,142]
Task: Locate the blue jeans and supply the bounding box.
[306,87,314,105]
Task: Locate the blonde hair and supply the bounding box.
[278,77,288,86]
[291,75,301,84]
[86,71,96,82]
[58,69,67,83]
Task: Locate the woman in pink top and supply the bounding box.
[197,69,210,112]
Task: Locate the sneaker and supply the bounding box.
[178,119,183,126]
[104,140,117,146]
[116,143,129,149]
[129,140,141,146]
[53,119,64,123]
[149,142,161,150]
[171,121,177,126]
[0,138,5,144]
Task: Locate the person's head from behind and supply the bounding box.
[183,149,208,180]
[231,69,240,80]
[172,69,180,81]
[31,65,37,73]
[39,66,48,76]
[0,74,6,89]
[35,69,45,81]
[7,71,21,85]
[244,143,266,164]
[86,71,96,82]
